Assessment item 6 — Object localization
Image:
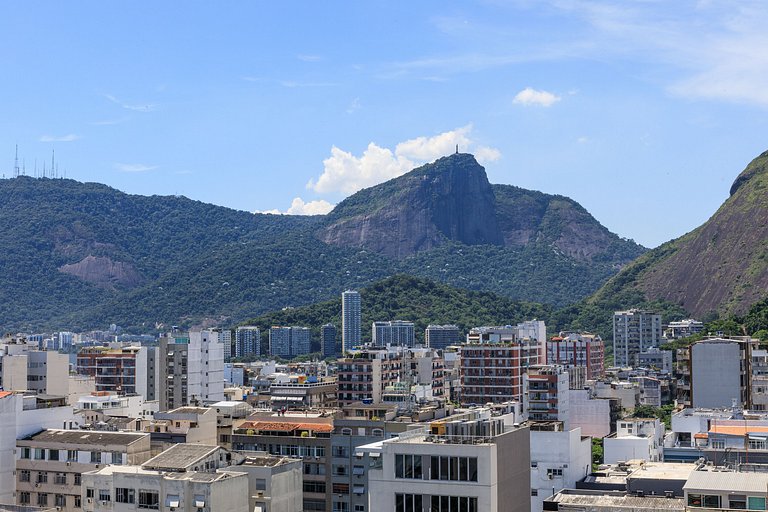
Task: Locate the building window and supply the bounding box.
[37,493,48,507]
[532,489,538,496]
[99,489,111,502]
[355,506,365,512]
[90,451,102,464]
[430,456,478,482]
[547,468,564,478]
[138,490,159,509]
[86,488,94,498]
[19,470,30,482]
[749,497,767,510]
[332,483,349,495]
[395,454,423,479]
[34,448,45,460]
[49,450,60,461]
[395,494,423,512]
[255,479,266,491]
[74,473,82,485]
[55,494,66,507]
[333,502,350,512]
[729,495,747,510]
[116,488,135,504]
[19,492,30,504]
[36,471,48,484]
[54,472,67,485]
[710,439,725,449]
[75,495,82,508]
[68,449,78,462]
[303,481,326,493]
[20,447,30,459]
[430,495,478,511]
[111,452,123,465]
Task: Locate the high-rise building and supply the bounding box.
[76,345,157,399]
[425,324,460,350]
[235,326,261,359]
[546,331,605,380]
[612,309,662,367]
[372,320,415,347]
[159,330,224,409]
[219,328,233,361]
[460,323,545,405]
[337,348,404,406]
[321,323,337,358]
[524,364,571,425]
[342,290,361,354]
[269,326,311,358]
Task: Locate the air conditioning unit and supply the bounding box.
[101,500,109,505]
[86,498,92,504]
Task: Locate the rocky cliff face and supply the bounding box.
[591,150,768,317]
[318,153,644,265]
[318,154,504,258]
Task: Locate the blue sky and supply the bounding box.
[2,1,768,248]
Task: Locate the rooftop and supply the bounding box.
[142,444,221,471]
[238,420,334,434]
[241,455,299,467]
[87,465,245,483]
[684,470,768,494]
[547,490,684,511]
[21,429,147,446]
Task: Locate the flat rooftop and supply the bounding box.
[548,490,684,511]
[142,444,220,471]
[21,429,147,446]
[89,465,245,483]
[684,470,768,494]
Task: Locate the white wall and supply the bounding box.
[530,428,592,512]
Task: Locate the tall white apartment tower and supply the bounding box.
[342,290,361,354]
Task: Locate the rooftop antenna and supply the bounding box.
[22,158,26,176]
[455,144,459,154]
[51,149,55,178]
[13,144,20,177]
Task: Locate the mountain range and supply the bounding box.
[0,153,643,332]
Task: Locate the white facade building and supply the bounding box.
[530,427,592,512]
[604,418,665,464]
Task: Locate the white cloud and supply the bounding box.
[39,134,80,142]
[254,198,334,216]
[513,87,561,107]
[346,97,361,114]
[286,197,334,215]
[307,125,501,195]
[114,163,158,173]
[104,93,157,112]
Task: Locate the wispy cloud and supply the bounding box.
[297,54,323,62]
[346,97,361,114]
[513,87,561,107]
[280,80,338,88]
[90,118,129,126]
[39,134,80,142]
[104,94,157,112]
[307,125,501,195]
[114,163,158,173]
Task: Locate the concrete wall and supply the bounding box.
[692,342,742,408]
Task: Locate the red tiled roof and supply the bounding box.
[240,420,333,433]
[0,391,12,400]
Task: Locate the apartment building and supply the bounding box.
[366,415,531,512]
[321,323,337,359]
[460,325,543,404]
[76,345,158,399]
[158,330,224,409]
[524,365,570,424]
[81,465,248,512]
[425,324,460,351]
[613,309,662,367]
[342,290,361,354]
[547,331,605,380]
[232,411,335,512]
[372,320,415,347]
[16,429,151,511]
[337,348,403,406]
[235,326,261,359]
